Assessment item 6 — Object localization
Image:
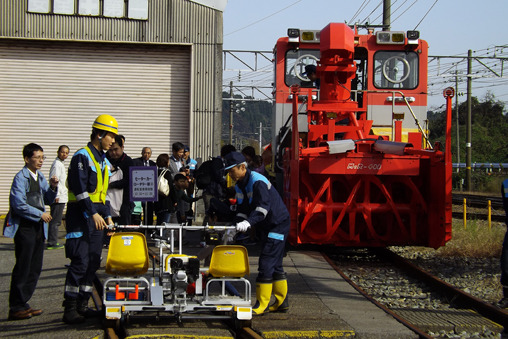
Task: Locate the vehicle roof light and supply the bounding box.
[287,28,300,43]
[406,30,420,45]
[301,31,315,41]
[299,30,320,43]
[376,31,405,45]
[377,32,390,43]
[391,33,404,43]
[287,28,299,38]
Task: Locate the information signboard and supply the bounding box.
[129,166,157,202]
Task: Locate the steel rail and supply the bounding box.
[321,251,434,339]
[237,326,264,339]
[451,211,505,222]
[452,193,503,209]
[375,247,508,329]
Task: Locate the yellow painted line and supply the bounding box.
[124,330,356,339]
[320,331,356,338]
[126,336,233,339]
[262,330,355,338]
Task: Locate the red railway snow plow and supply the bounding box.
[274,23,452,248]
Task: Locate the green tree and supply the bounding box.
[222,92,272,148]
[428,92,508,164]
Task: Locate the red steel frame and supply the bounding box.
[276,23,452,248]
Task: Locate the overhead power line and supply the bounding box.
[348,0,371,24]
[391,0,419,25]
[223,47,508,107]
[413,0,440,30]
[372,0,403,24]
[225,0,302,37]
[359,1,383,26]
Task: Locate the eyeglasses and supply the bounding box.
[31,156,47,161]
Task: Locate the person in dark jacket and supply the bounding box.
[154,153,175,224]
[201,144,236,225]
[62,114,117,324]
[133,147,156,225]
[224,151,290,315]
[173,173,202,215]
[498,179,508,308]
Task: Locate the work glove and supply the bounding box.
[225,229,236,244]
[236,220,251,232]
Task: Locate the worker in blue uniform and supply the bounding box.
[62,114,118,324]
[498,179,508,308]
[224,151,290,315]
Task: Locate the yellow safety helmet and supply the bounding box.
[92,114,118,135]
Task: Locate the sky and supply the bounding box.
[222,0,508,109]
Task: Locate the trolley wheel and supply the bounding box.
[123,312,130,326]
[234,318,252,331]
[120,312,131,327]
[103,318,121,335]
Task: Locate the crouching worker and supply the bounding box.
[62,114,117,324]
[224,151,290,315]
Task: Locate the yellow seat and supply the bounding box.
[209,245,249,278]
[105,232,149,276]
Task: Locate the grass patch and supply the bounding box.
[437,219,506,258]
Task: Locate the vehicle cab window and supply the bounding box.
[285,49,320,87]
[373,51,419,89]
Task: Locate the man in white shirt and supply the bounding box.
[47,145,69,249]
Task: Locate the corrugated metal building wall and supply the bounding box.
[0,0,223,214]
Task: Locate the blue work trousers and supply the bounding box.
[256,218,290,282]
[64,218,104,301]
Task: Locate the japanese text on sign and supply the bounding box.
[129,166,158,202]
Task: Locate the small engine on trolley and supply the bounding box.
[272,23,452,248]
[102,224,252,325]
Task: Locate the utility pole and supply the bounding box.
[229,81,233,145]
[383,0,391,30]
[466,50,472,191]
[259,122,262,153]
[455,68,460,174]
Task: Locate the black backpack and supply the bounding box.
[194,157,224,189]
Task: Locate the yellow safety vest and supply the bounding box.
[68,146,110,204]
[226,173,235,188]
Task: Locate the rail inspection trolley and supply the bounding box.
[102,223,252,327]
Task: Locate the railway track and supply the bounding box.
[452,193,504,209]
[96,284,262,338]
[91,227,507,338]
[452,192,506,222]
[451,211,506,222]
[323,247,507,338]
[322,251,433,339]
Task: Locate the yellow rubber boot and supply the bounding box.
[268,278,288,312]
[252,282,272,315]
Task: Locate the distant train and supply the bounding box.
[271,23,452,248]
